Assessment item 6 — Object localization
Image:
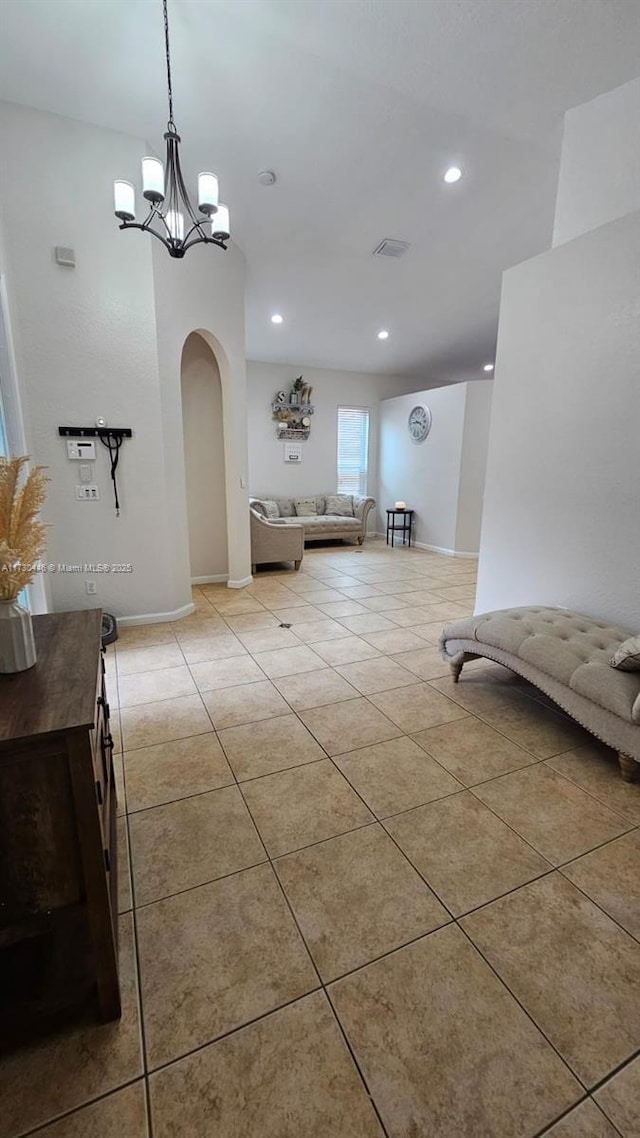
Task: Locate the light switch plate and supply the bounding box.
[76,484,99,500]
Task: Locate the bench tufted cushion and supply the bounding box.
[446,607,640,724]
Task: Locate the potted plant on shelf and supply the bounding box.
[0,455,48,673]
[289,376,304,406]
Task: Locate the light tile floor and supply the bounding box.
[3,540,640,1138]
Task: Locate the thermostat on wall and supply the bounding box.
[67,439,96,460]
[283,443,303,463]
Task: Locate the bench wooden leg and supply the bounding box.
[294,560,302,570]
[618,753,639,782]
[450,659,464,683]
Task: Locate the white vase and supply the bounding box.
[0,598,37,673]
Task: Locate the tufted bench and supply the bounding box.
[440,607,640,781]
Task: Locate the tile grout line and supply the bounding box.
[527,1093,607,1138]
[122,756,155,1138]
[454,921,591,1094]
[583,1043,640,1094]
[16,1076,145,1138]
[555,861,640,946]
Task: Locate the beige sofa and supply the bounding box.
[440,606,640,781]
[249,493,376,545]
[250,508,304,573]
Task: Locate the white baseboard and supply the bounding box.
[413,541,478,559]
[372,532,477,559]
[191,573,254,590]
[228,575,253,589]
[117,601,195,627]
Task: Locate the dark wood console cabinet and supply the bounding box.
[0,609,120,1048]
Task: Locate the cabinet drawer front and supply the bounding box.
[0,744,82,922]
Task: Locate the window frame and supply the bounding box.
[336,405,370,497]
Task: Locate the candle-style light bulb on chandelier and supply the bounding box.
[113,0,230,258]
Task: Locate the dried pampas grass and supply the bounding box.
[0,456,49,601]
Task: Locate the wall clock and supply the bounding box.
[408,404,432,442]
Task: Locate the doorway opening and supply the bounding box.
[180,332,228,582]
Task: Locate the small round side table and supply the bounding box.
[386,508,414,548]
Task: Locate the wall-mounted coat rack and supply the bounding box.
[58,427,132,439]
[58,426,132,515]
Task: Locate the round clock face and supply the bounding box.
[408,404,432,442]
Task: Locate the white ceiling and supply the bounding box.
[1,0,638,382]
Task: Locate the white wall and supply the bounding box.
[455,380,493,553]
[0,99,249,616]
[478,76,640,630]
[477,210,640,627]
[0,102,175,619]
[181,333,228,581]
[553,79,640,247]
[379,381,492,556]
[247,361,416,532]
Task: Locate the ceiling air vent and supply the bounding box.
[372,239,410,259]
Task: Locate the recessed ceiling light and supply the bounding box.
[483,362,494,372]
[377,330,389,340]
[444,166,462,184]
[271,313,284,324]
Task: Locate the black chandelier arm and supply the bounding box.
[175,160,200,227]
[118,220,175,249]
[118,219,228,255]
[182,232,228,253]
[117,200,164,230]
[182,216,212,243]
[165,132,201,228]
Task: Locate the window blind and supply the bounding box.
[337,407,369,496]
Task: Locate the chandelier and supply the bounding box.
[113,0,230,258]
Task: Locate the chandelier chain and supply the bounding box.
[163,0,174,129]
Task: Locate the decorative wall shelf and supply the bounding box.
[276,426,311,439]
[271,402,315,414]
[271,401,315,440]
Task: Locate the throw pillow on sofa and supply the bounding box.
[325,493,354,516]
[294,497,317,516]
[610,635,640,671]
[262,500,280,520]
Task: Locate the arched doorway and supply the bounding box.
[180,331,228,581]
